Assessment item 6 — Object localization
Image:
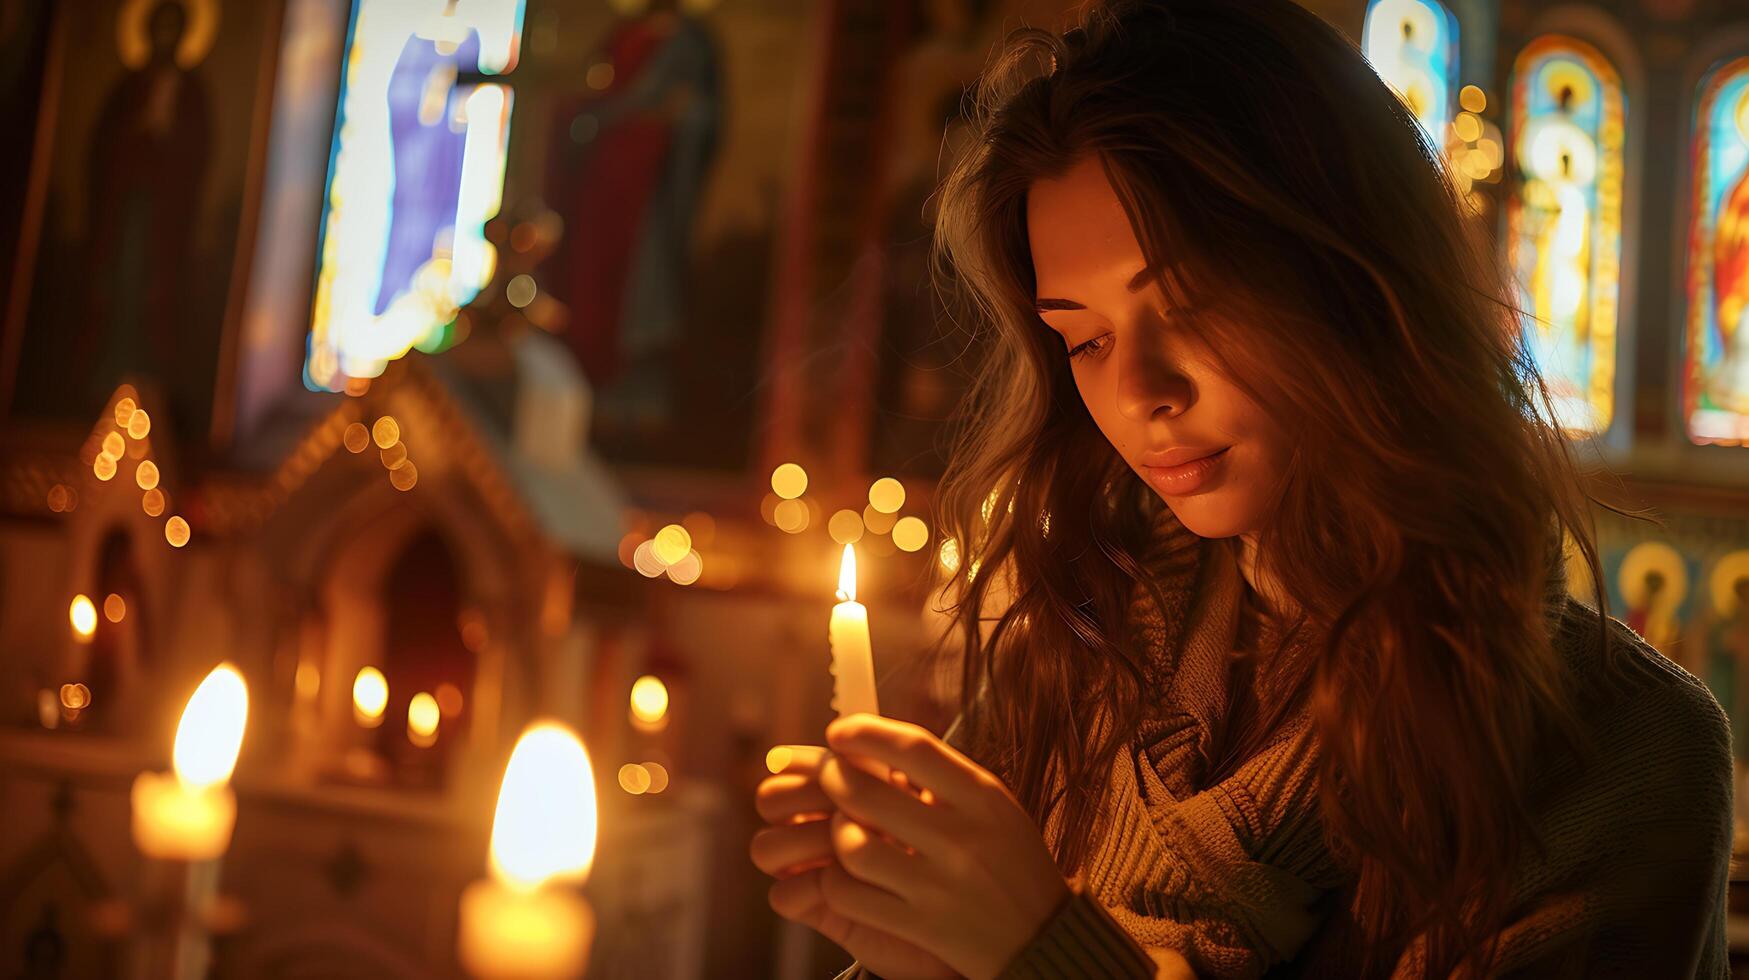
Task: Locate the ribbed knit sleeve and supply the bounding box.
[997,880,1158,978]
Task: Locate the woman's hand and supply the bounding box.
[751,744,958,979]
[815,714,1072,980]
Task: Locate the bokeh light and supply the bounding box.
[629,675,669,727]
[353,666,388,726]
[166,516,191,548]
[135,460,160,491]
[390,461,419,491]
[1459,84,1486,113]
[773,498,808,533]
[103,593,126,623]
[892,516,929,552]
[102,431,125,459]
[632,540,667,577]
[408,692,440,746]
[644,761,670,794]
[94,455,117,481]
[938,536,961,572]
[828,509,865,544]
[868,477,905,514]
[653,524,692,565]
[69,595,97,640]
[862,504,897,535]
[127,410,151,440]
[770,463,808,499]
[506,274,537,308]
[142,488,166,517]
[666,550,703,586]
[435,682,465,718]
[344,422,370,453]
[372,416,400,449]
[618,762,651,795]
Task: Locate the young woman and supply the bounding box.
[750,1,1733,976]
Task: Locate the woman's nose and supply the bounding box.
[1116,330,1193,422]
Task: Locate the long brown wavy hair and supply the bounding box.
[925,0,1617,973]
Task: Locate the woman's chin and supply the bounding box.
[1160,497,1254,541]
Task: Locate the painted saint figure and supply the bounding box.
[74,0,211,406]
[547,0,722,431]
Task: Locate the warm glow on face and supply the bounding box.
[837,544,858,603]
[489,722,598,890]
[70,595,97,639]
[172,664,249,790]
[408,691,440,739]
[353,666,389,720]
[629,675,669,724]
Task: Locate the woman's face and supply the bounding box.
[1027,156,1290,540]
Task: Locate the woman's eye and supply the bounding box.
[1067,335,1109,360]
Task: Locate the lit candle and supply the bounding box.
[131,664,249,861]
[459,721,598,979]
[829,544,880,718]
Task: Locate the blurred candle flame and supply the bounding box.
[173,664,249,790]
[489,722,598,891]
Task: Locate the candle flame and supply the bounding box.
[173,664,249,790]
[353,666,388,720]
[69,594,97,640]
[838,544,857,603]
[489,721,598,891]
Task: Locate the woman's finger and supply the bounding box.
[765,744,828,776]
[755,772,833,824]
[768,866,827,925]
[819,754,958,859]
[826,715,988,802]
[818,861,925,945]
[828,810,925,898]
[750,820,835,878]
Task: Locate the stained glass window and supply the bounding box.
[1685,56,1749,446]
[304,0,526,392]
[1361,0,1460,151]
[1506,36,1625,436]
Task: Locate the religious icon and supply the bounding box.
[304,0,524,391]
[1616,541,1689,655]
[1360,0,1459,151]
[3,0,278,447]
[1507,36,1624,436]
[545,0,723,434]
[1704,551,1749,760]
[1684,57,1749,445]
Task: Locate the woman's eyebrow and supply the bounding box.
[1034,267,1156,312]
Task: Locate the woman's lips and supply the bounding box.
[1140,447,1230,495]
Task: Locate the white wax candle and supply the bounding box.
[458,879,593,980]
[460,722,598,979]
[829,544,880,718]
[131,772,236,862]
[132,664,249,862]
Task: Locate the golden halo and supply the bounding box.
[1733,85,1749,148]
[1710,550,1749,618]
[1541,59,1596,114]
[1618,541,1688,618]
[117,0,218,71]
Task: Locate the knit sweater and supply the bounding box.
[836,508,1733,979]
